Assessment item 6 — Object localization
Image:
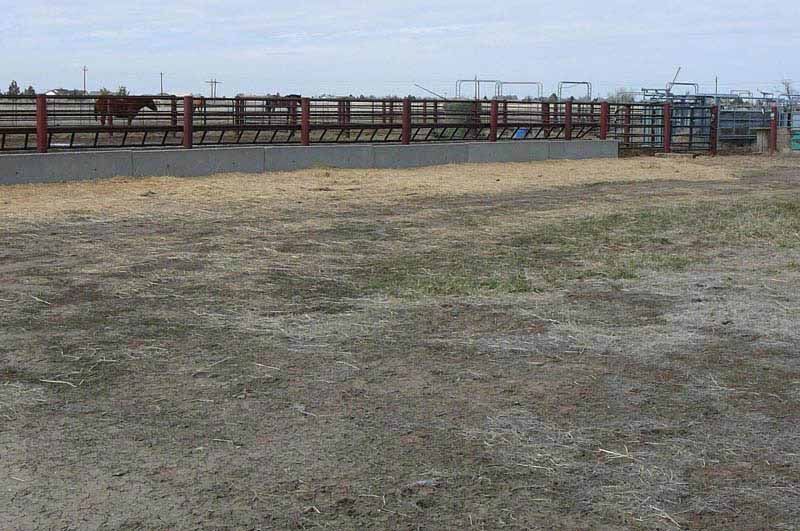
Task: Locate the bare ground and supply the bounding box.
[1,155,800,530]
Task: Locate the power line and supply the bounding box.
[205,78,221,98]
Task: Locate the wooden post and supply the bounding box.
[401,97,411,145]
[182,95,193,149]
[301,98,311,146]
[564,101,573,141]
[599,101,609,140]
[489,100,499,141]
[36,95,48,153]
[663,102,672,153]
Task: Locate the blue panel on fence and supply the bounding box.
[792,130,800,151]
[513,128,529,139]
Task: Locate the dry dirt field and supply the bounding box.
[1,155,799,530]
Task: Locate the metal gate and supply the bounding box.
[607,103,714,152]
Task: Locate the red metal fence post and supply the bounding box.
[171,96,178,130]
[769,105,778,155]
[709,105,719,156]
[489,100,499,142]
[35,95,48,153]
[301,98,311,146]
[289,99,298,126]
[542,103,550,138]
[182,95,193,149]
[564,101,573,141]
[472,100,480,139]
[401,97,412,145]
[599,101,609,140]
[234,96,245,126]
[342,99,351,138]
[663,102,672,153]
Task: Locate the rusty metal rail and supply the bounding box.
[0,95,717,154]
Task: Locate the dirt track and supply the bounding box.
[2,155,799,529]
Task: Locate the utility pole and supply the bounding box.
[160,72,164,95]
[205,78,221,98]
[82,66,88,94]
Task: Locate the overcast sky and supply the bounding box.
[2,0,798,98]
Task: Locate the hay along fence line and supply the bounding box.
[0,95,741,155]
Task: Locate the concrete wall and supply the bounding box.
[0,151,134,184]
[0,140,618,185]
[132,147,265,177]
[264,144,374,172]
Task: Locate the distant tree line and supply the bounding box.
[0,81,131,97]
[1,80,36,96]
[99,86,129,96]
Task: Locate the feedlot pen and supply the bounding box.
[0,95,716,154]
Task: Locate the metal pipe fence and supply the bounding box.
[0,95,718,154]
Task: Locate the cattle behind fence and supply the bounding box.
[0,95,721,154]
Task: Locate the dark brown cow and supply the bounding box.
[94,96,158,126]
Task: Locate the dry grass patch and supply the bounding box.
[2,155,799,529]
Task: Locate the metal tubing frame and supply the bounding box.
[558,81,592,101]
[495,81,544,100]
[666,82,699,95]
[455,79,501,99]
